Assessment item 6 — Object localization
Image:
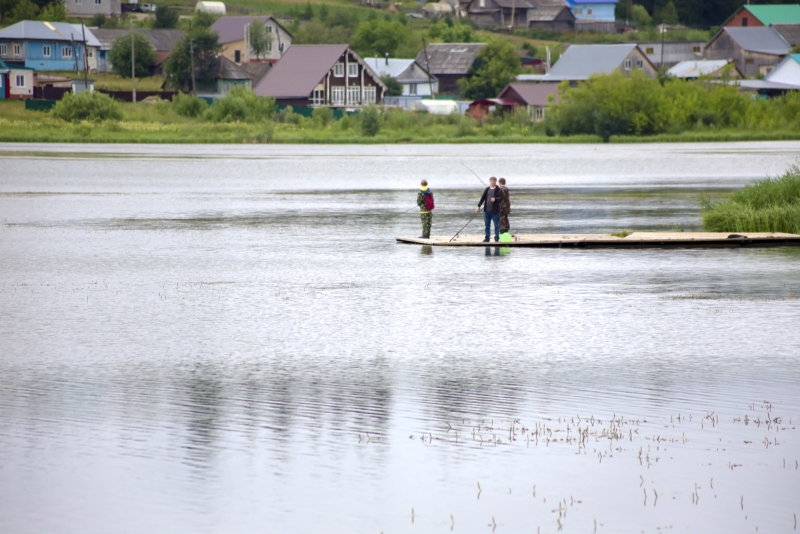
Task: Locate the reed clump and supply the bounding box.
[702,164,800,233]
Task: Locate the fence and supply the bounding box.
[98,90,178,102]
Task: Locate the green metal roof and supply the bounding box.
[745,4,800,26]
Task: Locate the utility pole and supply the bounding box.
[421,36,434,97]
[81,24,89,90]
[131,19,136,103]
[660,22,665,69]
[189,21,196,95]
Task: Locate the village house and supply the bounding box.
[666,59,742,79]
[773,23,800,47]
[637,41,705,68]
[738,54,800,95]
[526,5,576,31]
[0,21,100,72]
[254,44,386,107]
[704,27,791,78]
[415,42,485,94]
[467,0,574,30]
[92,28,185,74]
[363,57,438,97]
[723,4,800,28]
[518,43,657,83]
[565,0,617,33]
[65,0,122,18]
[498,82,559,120]
[210,16,293,65]
[0,58,36,99]
[195,55,252,95]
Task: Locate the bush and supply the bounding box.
[360,105,381,136]
[312,106,334,127]
[702,164,800,233]
[205,88,275,122]
[172,92,208,118]
[275,105,302,124]
[51,91,123,122]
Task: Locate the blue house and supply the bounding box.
[0,21,101,72]
[565,0,618,32]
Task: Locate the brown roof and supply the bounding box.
[498,82,560,106]
[773,23,800,45]
[239,62,272,86]
[210,16,292,44]
[207,55,252,81]
[255,44,349,98]
[415,43,486,75]
[527,5,574,21]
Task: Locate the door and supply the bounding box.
[235,50,241,63]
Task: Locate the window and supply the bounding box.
[311,89,325,105]
[534,106,544,121]
[348,63,358,77]
[15,74,25,87]
[267,26,272,33]
[574,8,582,15]
[75,0,81,3]
[279,43,284,52]
[624,59,631,70]
[235,50,241,63]
[742,17,748,27]
[87,49,92,58]
[409,83,417,95]
[95,0,101,4]
[333,62,344,77]
[645,47,654,54]
[347,86,360,104]
[587,7,593,15]
[14,44,21,56]
[0,44,6,55]
[331,86,344,104]
[636,60,643,69]
[266,42,272,52]
[363,86,376,104]
[692,46,700,53]
[42,45,51,57]
[745,58,754,65]
[62,46,72,58]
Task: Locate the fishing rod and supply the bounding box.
[449,209,482,242]
[461,162,487,187]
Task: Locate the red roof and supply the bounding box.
[255,44,349,99]
[468,98,521,107]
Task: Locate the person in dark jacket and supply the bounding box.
[417,180,434,239]
[498,177,511,234]
[475,176,502,242]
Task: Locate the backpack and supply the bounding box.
[424,193,435,211]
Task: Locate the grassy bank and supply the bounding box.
[702,165,800,234]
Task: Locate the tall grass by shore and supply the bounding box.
[702,165,800,234]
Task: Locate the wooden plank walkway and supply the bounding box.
[396,232,800,248]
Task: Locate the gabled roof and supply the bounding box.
[491,0,536,8]
[743,4,800,26]
[548,43,638,79]
[415,43,486,75]
[765,53,800,83]
[255,44,385,99]
[207,55,252,80]
[716,27,791,56]
[498,82,559,106]
[239,62,272,86]
[363,58,435,83]
[773,23,800,46]
[210,16,292,44]
[0,21,101,46]
[667,60,738,79]
[91,29,185,52]
[528,5,574,21]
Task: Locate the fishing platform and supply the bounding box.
[396,232,800,249]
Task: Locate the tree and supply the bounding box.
[440,22,474,43]
[249,19,273,61]
[109,32,155,78]
[380,75,403,97]
[655,1,680,25]
[458,39,521,100]
[360,106,381,136]
[38,0,65,21]
[301,1,313,21]
[164,26,221,92]
[154,4,179,29]
[192,10,217,29]
[318,3,329,21]
[11,0,40,22]
[630,4,652,28]
[351,20,409,58]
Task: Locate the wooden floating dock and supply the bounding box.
[396,232,800,248]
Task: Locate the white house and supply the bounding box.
[363,58,438,96]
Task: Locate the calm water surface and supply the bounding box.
[1,142,799,534]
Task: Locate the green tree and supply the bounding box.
[655,1,680,25]
[318,3,329,21]
[110,32,155,78]
[301,1,313,21]
[440,23,475,43]
[164,26,222,92]
[38,0,65,21]
[380,74,403,97]
[630,4,652,28]
[249,19,273,61]
[458,40,521,100]
[192,10,217,29]
[351,20,409,57]
[154,4,179,29]
[51,91,122,122]
[11,0,40,22]
[360,105,381,136]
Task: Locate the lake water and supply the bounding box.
[1,142,799,534]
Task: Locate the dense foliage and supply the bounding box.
[172,92,208,118]
[702,165,800,233]
[154,5,179,29]
[360,106,381,137]
[617,0,792,28]
[51,91,122,122]
[249,19,272,61]
[381,75,403,97]
[458,40,521,100]
[547,71,800,141]
[163,26,222,92]
[109,32,155,79]
[204,88,275,122]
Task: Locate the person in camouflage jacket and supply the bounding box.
[498,177,511,233]
[417,180,433,239]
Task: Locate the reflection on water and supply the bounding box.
[1,143,799,534]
